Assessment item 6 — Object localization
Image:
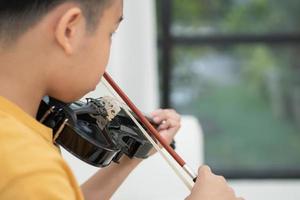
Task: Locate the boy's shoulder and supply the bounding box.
[0,109,61,174]
[0,109,52,146]
[0,110,84,200]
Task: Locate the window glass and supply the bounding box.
[156,0,300,177]
[172,0,300,36]
[171,44,300,173]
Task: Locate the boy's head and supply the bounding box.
[0,0,112,43]
[0,0,123,102]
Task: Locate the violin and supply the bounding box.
[37,96,161,167]
[37,72,196,190]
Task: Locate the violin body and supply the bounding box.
[37,97,154,167]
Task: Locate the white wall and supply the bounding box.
[231,180,300,200]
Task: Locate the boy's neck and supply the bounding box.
[0,84,44,118]
[0,49,46,118]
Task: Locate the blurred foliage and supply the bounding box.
[239,46,277,95]
[171,0,300,34]
[172,45,300,171]
[156,0,300,173]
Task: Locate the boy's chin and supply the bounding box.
[49,84,97,103]
[51,93,84,103]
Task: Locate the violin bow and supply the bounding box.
[102,72,197,190]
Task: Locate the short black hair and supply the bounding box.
[0,0,111,44]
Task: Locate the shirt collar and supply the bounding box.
[0,96,53,142]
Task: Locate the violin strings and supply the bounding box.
[101,78,194,190]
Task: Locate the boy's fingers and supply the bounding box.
[198,165,212,176]
[152,110,181,124]
[157,121,169,130]
[164,109,181,121]
[150,109,163,116]
[157,118,180,130]
[152,116,162,124]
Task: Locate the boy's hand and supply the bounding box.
[150,108,181,145]
[148,111,244,200]
[186,166,244,200]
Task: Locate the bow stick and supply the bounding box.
[102,72,197,190]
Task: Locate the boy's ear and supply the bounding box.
[55,7,83,55]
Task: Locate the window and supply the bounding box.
[156,0,300,179]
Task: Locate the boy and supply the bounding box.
[0,0,243,199]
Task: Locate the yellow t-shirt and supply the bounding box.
[0,96,84,200]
